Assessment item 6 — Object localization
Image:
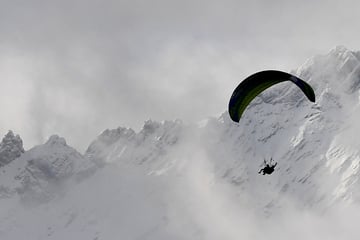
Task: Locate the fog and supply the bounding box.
[1,0,360,151]
[1,1,360,239]
[4,125,360,240]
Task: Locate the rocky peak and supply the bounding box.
[292,46,360,102]
[45,135,67,146]
[0,130,25,167]
[141,120,162,135]
[85,119,183,166]
[329,45,360,61]
[0,134,96,204]
[329,45,360,74]
[98,127,136,145]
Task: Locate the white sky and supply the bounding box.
[1,0,359,151]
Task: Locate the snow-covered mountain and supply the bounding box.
[2,45,360,239]
[0,134,96,204]
[85,119,183,170]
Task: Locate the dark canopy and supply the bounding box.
[228,70,315,122]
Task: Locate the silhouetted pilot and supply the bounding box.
[258,158,277,175]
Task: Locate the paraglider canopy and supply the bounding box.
[228,70,315,122]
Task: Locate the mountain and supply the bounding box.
[81,46,360,211]
[0,134,97,204]
[85,119,183,170]
[1,45,360,239]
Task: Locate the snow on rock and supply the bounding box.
[85,127,136,165]
[0,131,24,167]
[0,134,96,205]
[85,119,183,171]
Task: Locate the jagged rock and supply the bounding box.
[85,119,183,166]
[0,134,96,204]
[0,130,24,167]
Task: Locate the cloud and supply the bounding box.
[1,0,360,150]
[161,132,360,240]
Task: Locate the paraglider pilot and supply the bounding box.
[258,158,277,175]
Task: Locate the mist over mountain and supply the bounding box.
[1,46,360,239]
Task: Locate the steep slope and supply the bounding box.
[201,45,360,211]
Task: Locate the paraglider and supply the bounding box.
[228,70,315,175]
[228,70,315,123]
[258,158,277,175]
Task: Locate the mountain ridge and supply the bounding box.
[1,45,360,239]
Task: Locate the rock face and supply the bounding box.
[85,120,183,169]
[0,134,96,204]
[0,131,24,167]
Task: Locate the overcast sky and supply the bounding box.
[1,0,359,151]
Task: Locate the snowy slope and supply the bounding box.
[2,46,360,239]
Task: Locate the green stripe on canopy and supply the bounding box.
[228,70,315,122]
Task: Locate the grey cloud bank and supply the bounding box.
[1,0,360,150]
